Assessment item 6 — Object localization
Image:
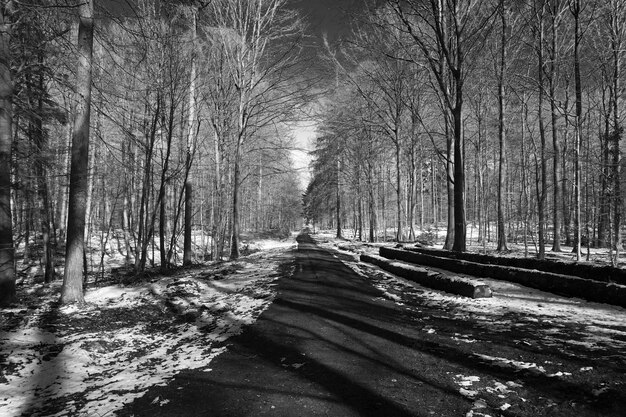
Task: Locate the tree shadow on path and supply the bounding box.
[119,233,625,417]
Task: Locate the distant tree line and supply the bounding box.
[304,0,625,265]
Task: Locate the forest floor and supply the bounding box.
[0,237,295,417]
[1,230,626,416]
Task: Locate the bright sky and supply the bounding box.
[289,120,317,188]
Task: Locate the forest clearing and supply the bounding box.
[1,0,626,415]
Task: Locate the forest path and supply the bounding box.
[119,233,625,417]
[120,233,474,416]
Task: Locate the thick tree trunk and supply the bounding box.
[452,102,466,252]
[61,0,94,304]
[443,122,454,250]
[0,5,15,306]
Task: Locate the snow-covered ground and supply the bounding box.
[313,230,626,415]
[313,224,626,265]
[0,238,296,417]
[314,230,626,354]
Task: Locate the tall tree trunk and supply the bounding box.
[382,167,387,242]
[61,0,94,304]
[357,168,363,241]
[394,138,403,241]
[431,155,437,226]
[0,3,15,306]
[549,7,562,252]
[212,129,222,260]
[83,111,98,278]
[562,84,572,246]
[183,181,192,265]
[610,0,622,265]
[572,0,582,260]
[183,6,197,265]
[136,96,160,271]
[159,186,166,267]
[444,121,454,250]
[452,103,466,252]
[367,162,376,242]
[58,115,72,242]
[155,100,176,267]
[121,140,132,263]
[536,10,548,260]
[256,163,262,231]
[336,157,342,239]
[33,64,54,283]
[418,136,424,232]
[521,94,530,258]
[497,3,508,252]
[598,109,610,247]
[230,144,242,259]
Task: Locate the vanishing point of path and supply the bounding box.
[121,233,625,417]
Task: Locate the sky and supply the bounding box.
[287,0,368,43]
[284,0,371,188]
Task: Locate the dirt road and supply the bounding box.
[121,234,626,417]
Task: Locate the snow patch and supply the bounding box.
[0,244,289,416]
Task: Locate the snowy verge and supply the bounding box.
[0,242,294,417]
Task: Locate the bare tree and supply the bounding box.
[603,0,625,265]
[570,0,583,260]
[208,0,304,259]
[0,1,15,306]
[495,0,509,251]
[61,0,94,304]
[388,0,495,252]
[529,0,549,260]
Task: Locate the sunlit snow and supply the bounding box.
[0,240,294,416]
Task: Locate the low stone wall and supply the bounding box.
[407,246,626,286]
[381,247,626,308]
[360,253,492,299]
